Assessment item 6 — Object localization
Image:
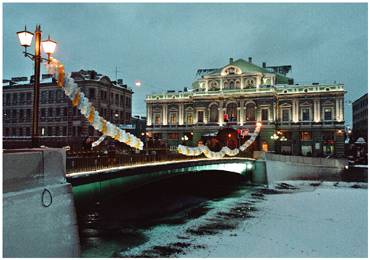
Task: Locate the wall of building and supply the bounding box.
[264,153,347,185]
[3,148,80,257]
[3,71,133,151]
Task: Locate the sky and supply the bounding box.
[3,3,368,126]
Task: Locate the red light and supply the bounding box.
[237,129,241,135]
[228,133,232,138]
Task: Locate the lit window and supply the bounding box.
[154,113,161,125]
[186,113,193,125]
[324,108,332,121]
[169,112,177,125]
[301,131,312,141]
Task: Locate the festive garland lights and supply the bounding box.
[46,58,144,150]
[177,122,262,158]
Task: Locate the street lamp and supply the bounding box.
[17,25,57,147]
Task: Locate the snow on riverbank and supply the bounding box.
[182,181,368,258]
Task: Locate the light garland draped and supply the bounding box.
[177,122,262,158]
[46,58,144,150]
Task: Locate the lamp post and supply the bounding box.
[17,25,57,148]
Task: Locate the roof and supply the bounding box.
[201,58,292,84]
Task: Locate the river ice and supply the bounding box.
[181,181,368,258]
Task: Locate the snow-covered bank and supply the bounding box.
[182,181,368,258]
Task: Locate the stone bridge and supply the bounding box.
[67,157,268,202]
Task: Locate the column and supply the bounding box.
[335,98,340,122]
[292,99,299,122]
[162,103,168,125]
[219,79,224,90]
[313,99,320,122]
[147,104,152,126]
[179,103,184,125]
[239,100,244,125]
[317,99,321,122]
[240,77,244,89]
[339,98,344,121]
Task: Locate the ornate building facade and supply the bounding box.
[146,58,346,157]
[3,70,133,150]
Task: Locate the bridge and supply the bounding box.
[4,147,348,257]
[66,157,267,202]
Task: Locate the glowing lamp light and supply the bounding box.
[135,80,142,87]
[246,162,254,170]
[17,26,34,47]
[228,133,232,138]
[41,35,57,55]
[256,122,262,128]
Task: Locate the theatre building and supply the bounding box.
[145,57,346,157]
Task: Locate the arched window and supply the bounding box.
[245,103,256,121]
[209,81,218,90]
[229,81,235,89]
[227,103,237,122]
[224,81,229,89]
[236,81,240,88]
[209,104,218,122]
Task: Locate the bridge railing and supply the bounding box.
[66,153,199,174]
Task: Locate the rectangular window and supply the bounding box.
[300,131,312,141]
[11,128,16,136]
[48,90,54,102]
[302,108,310,121]
[154,113,161,125]
[55,126,59,136]
[6,94,11,105]
[20,93,25,104]
[19,128,23,136]
[47,126,53,136]
[261,109,269,121]
[169,112,177,125]
[63,126,67,136]
[120,95,124,106]
[168,133,179,140]
[115,94,119,105]
[26,92,32,102]
[12,109,17,119]
[48,108,53,117]
[26,109,31,121]
[282,109,290,122]
[41,91,47,103]
[324,108,332,121]
[89,88,96,100]
[19,110,24,120]
[12,93,18,105]
[197,111,204,123]
[26,127,30,136]
[186,113,193,125]
[56,107,61,117]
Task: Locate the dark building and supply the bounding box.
[352,93,368,142]
[3,70,133,150]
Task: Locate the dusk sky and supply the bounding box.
[3,3,368,126]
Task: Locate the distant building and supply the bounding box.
[3,70,133,150]
[131,115,147,137]
[146,57,346,157]
[352,93,368,142]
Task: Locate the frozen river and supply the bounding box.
[75,172,367,258]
